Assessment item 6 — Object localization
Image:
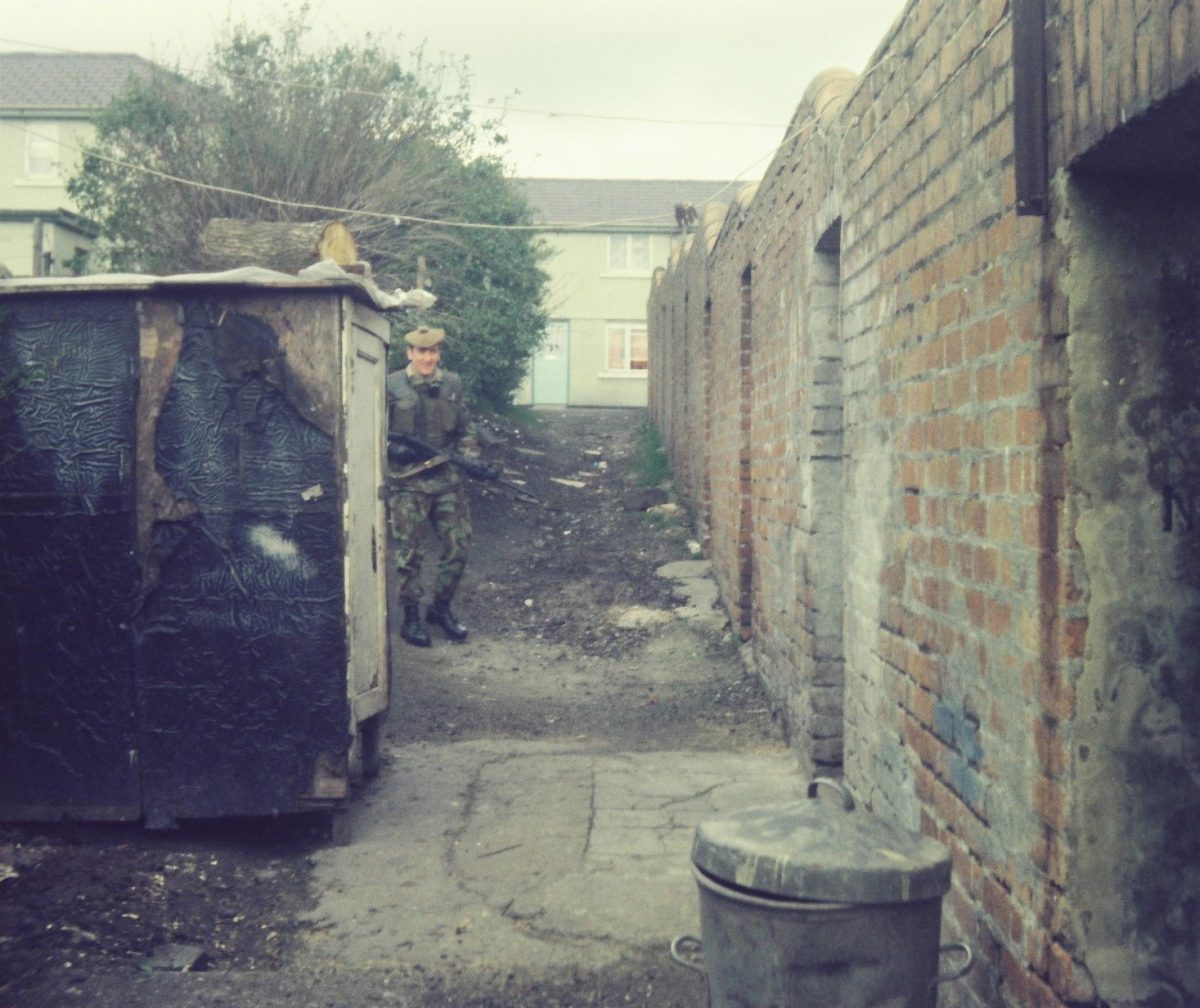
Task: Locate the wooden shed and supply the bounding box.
[0,267,394,827]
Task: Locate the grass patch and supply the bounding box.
[634,419,671,488]
[498,404,546,432]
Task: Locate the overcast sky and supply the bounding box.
[4,0,908,181]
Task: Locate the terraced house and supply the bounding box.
[515,178,730,408]
[0,51,152,277]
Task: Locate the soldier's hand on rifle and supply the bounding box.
[464,458,501,481]
[387,443,422,466]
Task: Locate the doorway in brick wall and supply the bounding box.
[1064,79,1200,1006]
[737,265,755,639]
[800,220,846,769]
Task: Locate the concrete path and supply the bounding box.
[295,554,805,994]
[301,741,802,970]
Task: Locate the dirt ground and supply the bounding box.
[0,407,782,1007]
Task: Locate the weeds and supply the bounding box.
[633,419,670,488]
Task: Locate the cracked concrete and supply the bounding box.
[301,740,801,969]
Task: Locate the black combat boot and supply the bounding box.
[401,603,431,647]
[426,599,468,642]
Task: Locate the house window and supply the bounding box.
[607,234,651,273]
[25,123,60,178]
[605,323,648,372]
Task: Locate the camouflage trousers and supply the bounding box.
[387,483,473,606]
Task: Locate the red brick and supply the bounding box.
[1033,716,1068,778]
[1037,659,1076,721]
[987,499,1015,541]
[1033,774,1069,832]
[999,943,1060,1008]
[1045,937,1094,1002]
[965,589,986,626]
[981,874,1015,940]
[974,545,1000,583]
[904,716,942,769]
[911,685,936,728]
[945,329,964,366]
[1016,406,1045,445]
[1003,351,1034,396]
[984,454,1006,494]
[985,407,1016,447]
[977,362,1000,402]
[986,598,1013,636]
[964,500,987,536]
[1062,616,1087,659]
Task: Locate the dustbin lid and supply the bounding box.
[691,780,951,904]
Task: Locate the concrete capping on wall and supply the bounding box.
[793,66,859,131]
[731,183,759,208]
[698,202,729,254]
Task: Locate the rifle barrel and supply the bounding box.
[387,431,545,505]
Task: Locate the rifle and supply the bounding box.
[388,431,545,505]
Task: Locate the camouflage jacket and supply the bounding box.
[386,365,478,491]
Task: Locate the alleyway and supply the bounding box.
[4,408,799,1008]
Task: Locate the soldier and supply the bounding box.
[386,325,478,646]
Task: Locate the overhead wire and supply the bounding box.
[1,31,876,233]
[16,119,759,232]
[0,34,789,129]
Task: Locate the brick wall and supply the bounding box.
[648,1,1200,1005]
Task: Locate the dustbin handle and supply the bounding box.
[807,777,855,811]
[932,942,973,985]
[669,934,705,974]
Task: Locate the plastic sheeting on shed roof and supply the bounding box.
[0,262,432,312]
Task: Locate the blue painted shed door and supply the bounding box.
[531,320,570,405]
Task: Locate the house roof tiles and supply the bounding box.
[515,178,735,231]
[0,52,155,112]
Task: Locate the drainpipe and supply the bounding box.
[32,217,45,277]
[1012,0,1049,215]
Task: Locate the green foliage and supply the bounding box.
[633,419,671,488]
[397,158,549,412]
[69,8,549,409]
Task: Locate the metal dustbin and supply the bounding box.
[672,779,972,1008]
